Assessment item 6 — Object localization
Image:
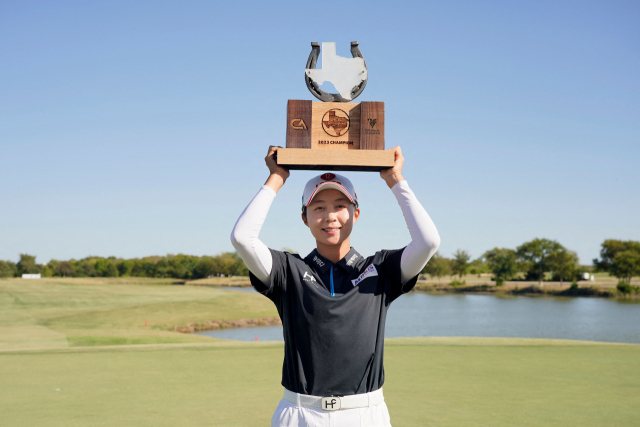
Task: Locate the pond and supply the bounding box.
[196,290,640,344]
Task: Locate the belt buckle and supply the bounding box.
[321,396,341,411]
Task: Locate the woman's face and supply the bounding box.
[302,189,360,248]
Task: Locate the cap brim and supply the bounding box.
[305,182,355,207]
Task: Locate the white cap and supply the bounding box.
[302,173,358,209]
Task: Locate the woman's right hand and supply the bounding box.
[264,146,290,192]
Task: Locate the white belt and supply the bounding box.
[283,388,384,411]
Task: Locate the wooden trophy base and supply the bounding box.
[277,100,394,172]
[276,148,394,171]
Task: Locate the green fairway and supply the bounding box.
[1,338,639,427]
[2,278,639,426]
[0,278,277,350]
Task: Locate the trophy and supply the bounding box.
[276,42,394,171]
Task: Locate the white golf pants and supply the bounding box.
[271,389,392,427]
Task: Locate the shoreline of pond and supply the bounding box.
[171,316,282,333]
[185,279,640,300]
[413,281,640,299]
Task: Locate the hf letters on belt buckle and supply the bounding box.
[321,396,341,411]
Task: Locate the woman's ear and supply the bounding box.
[353,206,361,224]
[301,213,309,227]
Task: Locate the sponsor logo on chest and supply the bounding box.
[351,264,378,287]
[303,271,316,282]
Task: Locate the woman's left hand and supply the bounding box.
[380,146,405,188]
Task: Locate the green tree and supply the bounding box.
[154,259,169,278]
[516,239,563,285]
[79,261,96,277]
[106,263,118,277]
[95,259,119,277]
[17,254,40,275]
[167,254,198,279]
[548,249,579,284]
[41,265,54,277]
[452,249,471,279]
[593,240,640,285]
[193,257,216,279]
[169,262,188,279]
[130,259,149,277]
[422,253,452,281]
[231,252,249,276]
[55,261,75,277]
[0,260,18,278]
[593,240,640,272]
[609,251,640,285]
[142,259,158,277]
[117,260,134,277]
[215,252,242,276]
[483,248,517,286]
[468,258,489,275]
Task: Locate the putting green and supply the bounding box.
[1,338,639,427]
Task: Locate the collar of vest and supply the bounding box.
[305,248,362,274]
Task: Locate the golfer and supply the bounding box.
[231,145,440,427]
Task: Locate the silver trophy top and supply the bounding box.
[305,42,368,102]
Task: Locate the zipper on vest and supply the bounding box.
[330,266,335,297]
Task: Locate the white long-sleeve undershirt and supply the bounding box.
[229,185,276,284]
[230,180,440,285]
[392,180,441,282]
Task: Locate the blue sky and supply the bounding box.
[1,0,639,265]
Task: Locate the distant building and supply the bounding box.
[22,274,41,279]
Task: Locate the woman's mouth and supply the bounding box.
[322,227,341,235]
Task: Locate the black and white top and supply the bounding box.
[231,180,440,397]
[250,247,418,396]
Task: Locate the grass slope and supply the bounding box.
[0,278,276,350]
[1,338,639,427]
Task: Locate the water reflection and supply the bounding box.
[196,290,640,344]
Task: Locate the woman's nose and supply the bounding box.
[326,212,338,222]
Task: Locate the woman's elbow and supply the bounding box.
[424,232,441,254]
[230,227,245,251]
[431,233,441,251]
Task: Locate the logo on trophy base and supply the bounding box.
[276,42,394,172]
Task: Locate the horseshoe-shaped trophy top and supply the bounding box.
[305,41,368,103]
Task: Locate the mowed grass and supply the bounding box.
[0,278,276,350]
[1,338,639,427]
[1,278,639,426]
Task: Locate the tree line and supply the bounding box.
[0,253,248,279]
[422,238,640,287]
[1,239,638,286]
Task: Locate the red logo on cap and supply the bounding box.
[320,173,336,181]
